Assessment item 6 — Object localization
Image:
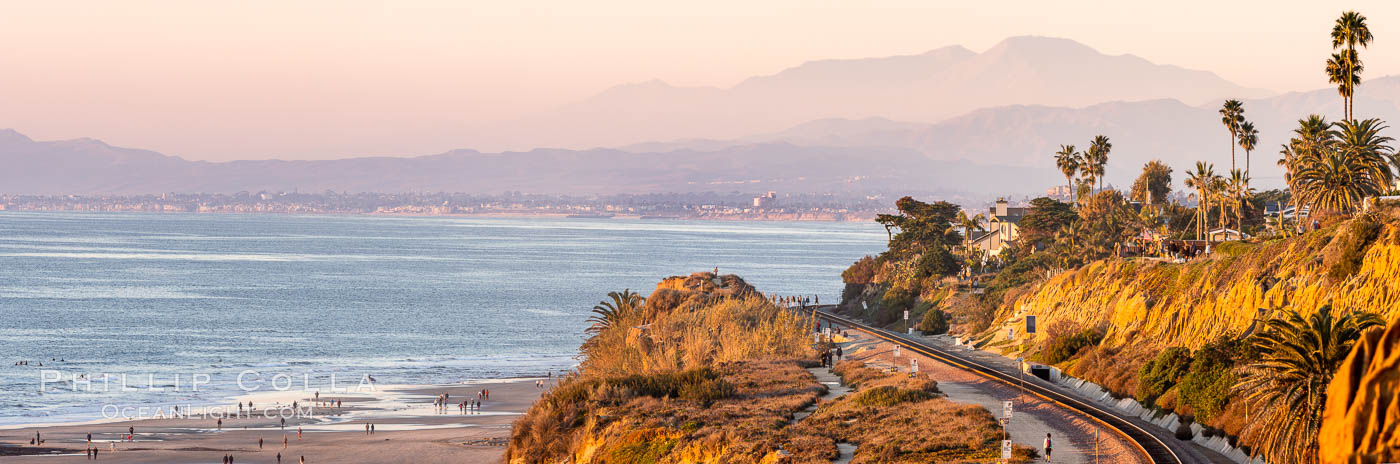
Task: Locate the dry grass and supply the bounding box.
[784,362,1036,463]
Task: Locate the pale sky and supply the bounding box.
[2,0,1398,160]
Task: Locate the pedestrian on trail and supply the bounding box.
[297,426,302,440]
[283,435,288,449]
[259,437,264,449]
[1043,433,1053,461]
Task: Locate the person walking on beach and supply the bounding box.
[282,435,287,449]
[281,417,286,430]
[276,452,281,464]
[297,426,302,440]
[370,424,375,434]
[1043,433,1053,461]
[365,423,370,435]
[259,437,264,450]
[217,418,223,430]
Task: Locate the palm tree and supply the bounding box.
[585,289,645,334]
[1226,169,1254,233]
[1055,144,1081,203]
[1210,173,1228,231]
[1332,11,1373,120]
[1326,51,1362,120]
[1237,121,1259,177]
[955,210,985,260]
[1089,135,1112,191]
[1290,118,1395,217]
[1235,305,1383,463]
[1184,161,1216,240]
[1220,100,1245,170]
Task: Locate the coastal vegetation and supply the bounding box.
[840,10,1398,463]
[510,272,1020,463]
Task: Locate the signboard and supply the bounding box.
[903,310,909,321]
[893,345,900,358]
[1026,315,1037,334]
[1001,440,1012,459]
[910,359,919,373]
[1002,400,1014,419]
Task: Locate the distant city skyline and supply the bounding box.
[2,0,1398,160]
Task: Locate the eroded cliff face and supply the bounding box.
[995,215,1400,351]
[1320,319,1400,463]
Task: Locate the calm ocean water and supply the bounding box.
[0,212,885,425]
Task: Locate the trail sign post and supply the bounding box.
[1001,440,1012,459]
[893,345,900,358]
[1002,400,1013,419]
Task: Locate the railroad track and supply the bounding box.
[812,307,1187,464]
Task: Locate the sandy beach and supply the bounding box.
[0,377,551,463]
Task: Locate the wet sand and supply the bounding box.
[0,378,552,463]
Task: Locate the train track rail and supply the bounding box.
[813,308,1186,464]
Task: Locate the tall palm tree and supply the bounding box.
[1220,100,1246,170]
[1184,161,1216,240]
[1235,305,1383,463]
[1332,11,1373,120]
[1326,51,1362,120]
[1089,135,1112,191]
[1237,121,1259,177]
[585,289,645,334]
[1054,144,1081,203]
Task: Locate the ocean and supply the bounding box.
[0,212,886,426]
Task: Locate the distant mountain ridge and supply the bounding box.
[0,129,1060,196]
[494,36,1270,150]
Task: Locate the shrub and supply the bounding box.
[1136,347,1193,405]
[842,255,879,284]
[850,385,936,407]
[919,307,949,335]
[876,288,916,326]
[1326,218,1382,281]
[1039,322,1104,364]
[1178,336,1246,421]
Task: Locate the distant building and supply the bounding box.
[753,191,777,208]
[1206,228,1250,242]
[1045,185,1073,201]
[972,198,1029,256]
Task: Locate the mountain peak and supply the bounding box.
[0,128,34,146]
[983,35,1102,58]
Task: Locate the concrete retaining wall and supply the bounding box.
[1053,374,1266,464]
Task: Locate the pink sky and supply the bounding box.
[2,0,1397,160]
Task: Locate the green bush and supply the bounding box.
[919,307,949,335]
[1136,347,1193,405]
[1178,336,1246,421]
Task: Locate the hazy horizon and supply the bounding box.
[4,1,1399,161]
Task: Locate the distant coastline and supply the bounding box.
[0,205,879,222]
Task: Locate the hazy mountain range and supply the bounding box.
[4,35,1397,197]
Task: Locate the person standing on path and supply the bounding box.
[1043,433,1053,461]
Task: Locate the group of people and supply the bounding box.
[222,453,304,464]
[818,345,843,368]
[776,295,818,309]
